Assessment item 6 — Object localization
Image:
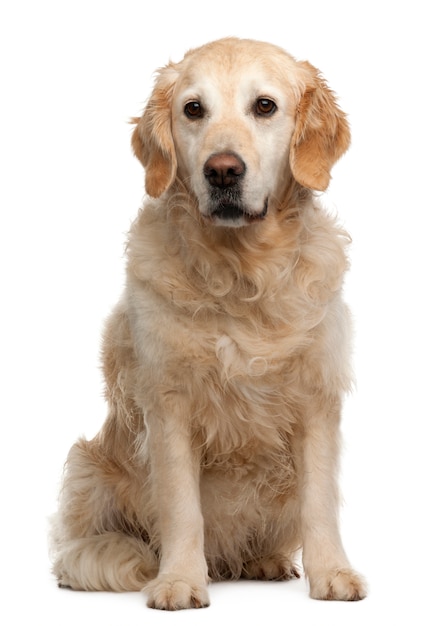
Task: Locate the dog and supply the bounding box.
[51,37,366,609]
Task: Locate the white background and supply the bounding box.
[1,1,435,624]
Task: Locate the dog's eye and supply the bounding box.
[255,98,277,117]
[184,101,203,119]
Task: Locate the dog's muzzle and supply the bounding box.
[203,152,267,225]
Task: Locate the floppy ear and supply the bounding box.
[131,64,179,198]
[290,62,350,191]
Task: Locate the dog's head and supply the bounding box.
[132,38,350,227]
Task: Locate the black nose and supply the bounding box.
[203,153,246,188]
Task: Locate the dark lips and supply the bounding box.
[211,200,268,223]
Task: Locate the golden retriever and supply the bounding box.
[51,37,366,609]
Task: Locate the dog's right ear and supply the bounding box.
[131,64,179,198]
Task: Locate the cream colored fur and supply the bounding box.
[51,37,366,610]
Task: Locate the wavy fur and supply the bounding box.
[51,37,366,609]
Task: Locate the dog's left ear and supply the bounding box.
[131,64,179,198]
[290,62,350,191]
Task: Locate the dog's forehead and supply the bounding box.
[175,51,300,105]
[170,38,307,101]
[179,63,273,95]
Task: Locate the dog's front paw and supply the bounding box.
[144,574,210,610]
[309,568,367,601]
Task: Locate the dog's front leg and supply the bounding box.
[300,403,366,601]
[144,407,210,611]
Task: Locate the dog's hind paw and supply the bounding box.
[243,555,300,581]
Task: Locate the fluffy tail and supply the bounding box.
[52,532,158,591]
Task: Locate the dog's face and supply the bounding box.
[170,46,298,227]
[132,38,350,227]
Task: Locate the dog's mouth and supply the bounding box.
[210,199,268,226]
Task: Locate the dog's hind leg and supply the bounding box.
[51,436,157,592]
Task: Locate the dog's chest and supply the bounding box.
[186,321,302,480]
